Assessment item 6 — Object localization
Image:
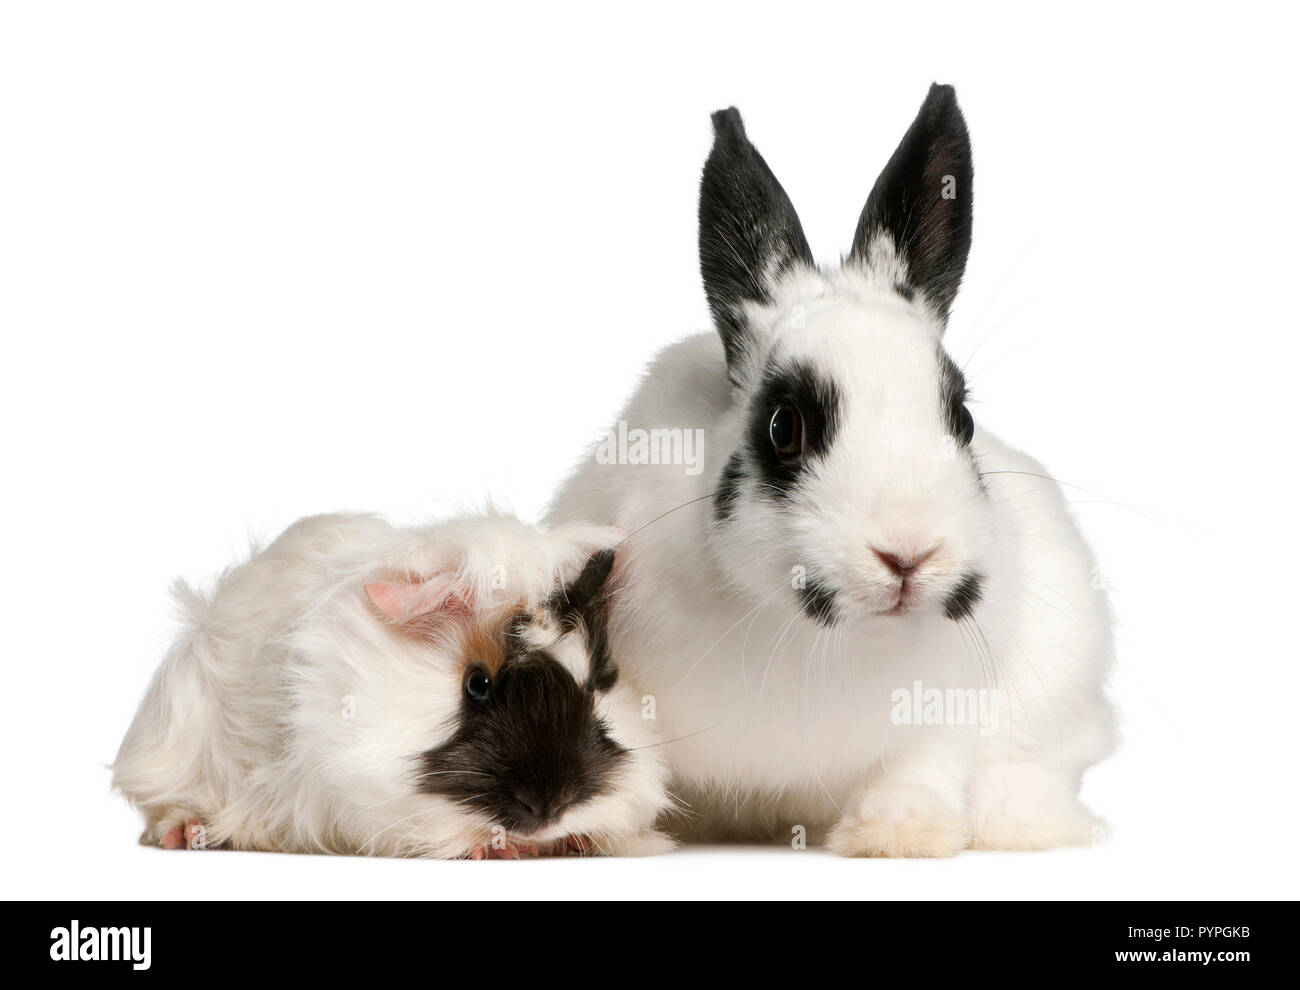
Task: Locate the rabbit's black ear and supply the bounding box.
[700,108,813,377]
[849,84,973,325]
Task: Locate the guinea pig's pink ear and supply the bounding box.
[364,575,470,625]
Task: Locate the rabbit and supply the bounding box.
[547,84,1115,856]
[111,510,674,859]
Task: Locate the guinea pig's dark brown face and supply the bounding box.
[415,550,629,837]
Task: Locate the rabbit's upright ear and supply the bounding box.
[849,84,973,326]
[699,108,813,379]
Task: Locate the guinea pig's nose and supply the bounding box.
[511,787,578,827]
[872,545,938,578]
[513,789,547,821]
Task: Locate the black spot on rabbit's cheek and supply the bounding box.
[416,657,628,834]
[747,360,841,499]
[798,579,840,626]
[714,453,746,522]
[894,282,916,303]
[943,572,984,621]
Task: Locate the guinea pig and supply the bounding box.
[111,511,673,859]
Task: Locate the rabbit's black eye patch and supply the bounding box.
[713,452,747,521]
[746,360,840,499]
[939,351,974,447]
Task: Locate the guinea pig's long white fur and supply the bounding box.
[111,512,672,858]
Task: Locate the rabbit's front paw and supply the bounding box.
[966,762,1106,850]
[827,786,968,858]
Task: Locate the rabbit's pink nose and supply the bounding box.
[872,545,938,578]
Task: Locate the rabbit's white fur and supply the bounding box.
[112,511,672,858]
[549,262,1114,857]
[549,88,1115,855]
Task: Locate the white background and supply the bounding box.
[3,1,1297,900]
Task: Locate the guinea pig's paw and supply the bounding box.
[460,830,674,859]
[560,834,591,855]
[827,787,968,858]
[463,838,544,860]
[158,818,209,851]
[591,829,677,858]
[463,835,603,858]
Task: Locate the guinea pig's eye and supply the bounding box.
[769,404,805,461]
[464,668,491,704]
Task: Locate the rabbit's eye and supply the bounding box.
[769,405,805,461]
[465,668,492,704]
[956,405,974,446]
